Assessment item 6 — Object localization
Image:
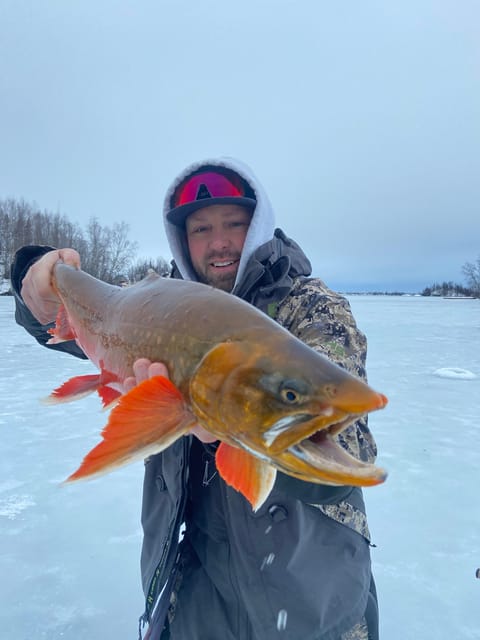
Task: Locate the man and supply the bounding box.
[11,157,379,640]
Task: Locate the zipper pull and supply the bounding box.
[202,458,217,486]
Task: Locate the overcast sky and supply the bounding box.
[1,0,479,292]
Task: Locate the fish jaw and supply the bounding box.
[264,416,387,487]
[233,409,388,488]
[288,433,386,486]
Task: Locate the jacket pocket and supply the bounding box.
[307,500,371,543]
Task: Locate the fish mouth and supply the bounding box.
[263,410,354,454]
[265,412,387,487]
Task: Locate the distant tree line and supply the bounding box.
[0,198,170,284]
[421,255,480,298]
[421,281,474,297]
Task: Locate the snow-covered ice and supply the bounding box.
[0,297,145,639]
[347,295,480,640]
[1,294,479,639]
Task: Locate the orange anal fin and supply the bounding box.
[47,305,76,344]
[215,442,277,511]
[66,375,196,482]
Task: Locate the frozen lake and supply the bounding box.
[1,294,479,639]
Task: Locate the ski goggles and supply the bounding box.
[173,170,249,207]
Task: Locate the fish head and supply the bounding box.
[189,333,388,487]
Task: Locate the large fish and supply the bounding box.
[45,262,388,510]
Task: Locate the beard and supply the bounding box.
[197,267,238,292]
[193,252,241,292]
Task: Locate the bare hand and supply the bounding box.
[123,358,218,444]
[21,248,81,324]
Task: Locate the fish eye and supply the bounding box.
[259,374,308,403]
[278,379,309,404]
[280,387,301,404]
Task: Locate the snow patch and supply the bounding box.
[0,494,36,519]
[0,479,26,494]
[433,367,476,380]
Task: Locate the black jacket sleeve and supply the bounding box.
[10,245,87,360]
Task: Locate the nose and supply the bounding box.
[209,228,232,251]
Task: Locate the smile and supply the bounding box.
[211,260,237,268]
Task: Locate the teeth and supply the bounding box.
[213,261,234,267]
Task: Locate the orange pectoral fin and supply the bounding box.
[66,375,197,482]
[46,305,76,344]
[215,442,277,511]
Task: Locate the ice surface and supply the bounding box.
[347,295,480,640]
[1,295,479,639]
[0,298,144,638]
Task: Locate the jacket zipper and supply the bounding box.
[219,483,252,640]
[138,439,190,639]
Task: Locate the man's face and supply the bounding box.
[185,204,252,292]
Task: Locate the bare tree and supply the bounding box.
[81,217,139,283]
[462,256,480,297]
[81,217,107,279]
[108,221,139,281]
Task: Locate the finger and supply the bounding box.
[57,248,81,269]
[190,424,218,443]
[148,362,169,379]
[132,358,152,382]
[123,376,136,393]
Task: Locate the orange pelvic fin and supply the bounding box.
[66,375,196,482]
[44,366,120,405]
[44,373,103,404]
[215,442,277,511]
[47,305,76,344]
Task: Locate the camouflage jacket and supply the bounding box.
[271,275,378,544]
[275,275,377,465]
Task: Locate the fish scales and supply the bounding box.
[45,262,388,510]
[54,265,273,390]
